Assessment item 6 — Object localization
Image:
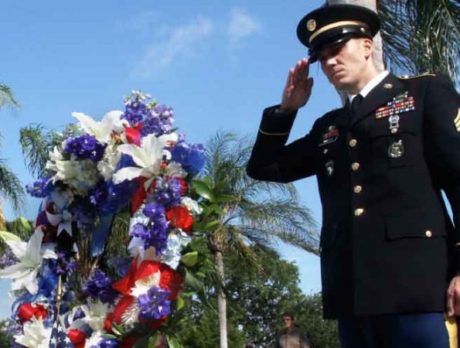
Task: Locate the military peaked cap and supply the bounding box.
[297,4,380,62]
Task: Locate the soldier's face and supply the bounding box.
[319,38,373,93]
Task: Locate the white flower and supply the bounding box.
[0,229,57,294]
[84,330,104,348]
[79,301,111,332]
[14,318,51,348]
[46,155,100,195]
[130,272,161,297]
[97,143,121,181]
[162,231,192,269]
[72,110,127,144]
[181,197,203,215]
[165,161,187,178]
[113,133,178,188]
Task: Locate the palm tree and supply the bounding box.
[0,85,23,212]
[193,132,318,348]
[379,0,460,84]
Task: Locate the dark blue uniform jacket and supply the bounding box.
[247,73,460,318]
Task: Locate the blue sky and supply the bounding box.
[0,0,344,318]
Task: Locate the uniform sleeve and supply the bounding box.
[246,105,318,183]
[423,75,460,270]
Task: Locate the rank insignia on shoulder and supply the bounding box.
[454,109,460,132]
[375,91,415,119]
[398,72,436,79]
[318,125,339,147]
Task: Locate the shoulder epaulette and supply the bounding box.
[398,72,436,80]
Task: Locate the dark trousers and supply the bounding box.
[338,313,450,348]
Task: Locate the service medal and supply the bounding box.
[388,140,405,158]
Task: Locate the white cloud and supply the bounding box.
[133,16,213,79]
[227,8,261,47]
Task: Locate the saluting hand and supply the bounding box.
[446,275,460,316]
[280,58,314,113]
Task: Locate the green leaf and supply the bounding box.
[17,217,33,233]
[204,220,220,231]
[176,295,185,310]
[166,335,183,348]
[184,268,205,292]
[111,322,125,336]
[0,230,21,242]
[148,333,162,348]
[181,251,199,267]
[192,180,215,202]
[215,193,237,203]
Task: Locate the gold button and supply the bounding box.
[390,128,398,134]
[425,230,432,238]
[349,139,358,147]
[354,185,362,194]
[351,162,360,171]
[354,208,365,216]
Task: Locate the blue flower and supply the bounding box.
[83,269,118,304]
[64,135,106,161]
[171,141,205,176]
[137,286,171,320]
[0,247,18,269]
[130,203,169,253]
[153,177,182,208]
[97,338,119,348]
[26,177,53,198]
[141,104,174,137]
[88,180,137,214]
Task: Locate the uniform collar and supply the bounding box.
[348,70,390,102]
[349,73,405,127]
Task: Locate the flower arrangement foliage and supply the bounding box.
[0,91,205,347]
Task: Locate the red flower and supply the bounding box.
[159,264,183,300]
[177,178,188,195]
[68,329,86,348]
[17,303,48,322]
[124,124,144,146]
[165,206,193,233]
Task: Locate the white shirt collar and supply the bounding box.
[349,70,390,102]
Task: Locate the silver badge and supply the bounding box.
[388,140,404,158]
[325,161,334,176]
[388,114,400,134]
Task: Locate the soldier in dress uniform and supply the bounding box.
[246,4,460,348]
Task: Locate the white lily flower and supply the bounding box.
[14,317,51,348]
[0,229,57,294]
[113,133,178,188]
[72,110,127,144]
[79,301,112,332]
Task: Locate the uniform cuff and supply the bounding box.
[259,105,297,135]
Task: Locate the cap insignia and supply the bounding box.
[307,19,316,32]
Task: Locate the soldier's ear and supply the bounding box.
[362,38,373,59]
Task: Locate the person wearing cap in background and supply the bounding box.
[247,3,460,348]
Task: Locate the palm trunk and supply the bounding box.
[215,250,228,348]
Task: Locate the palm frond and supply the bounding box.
[0,159,24,212]
[20,125,55,177]
[0,84,19,108]
[380,0,460,83]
